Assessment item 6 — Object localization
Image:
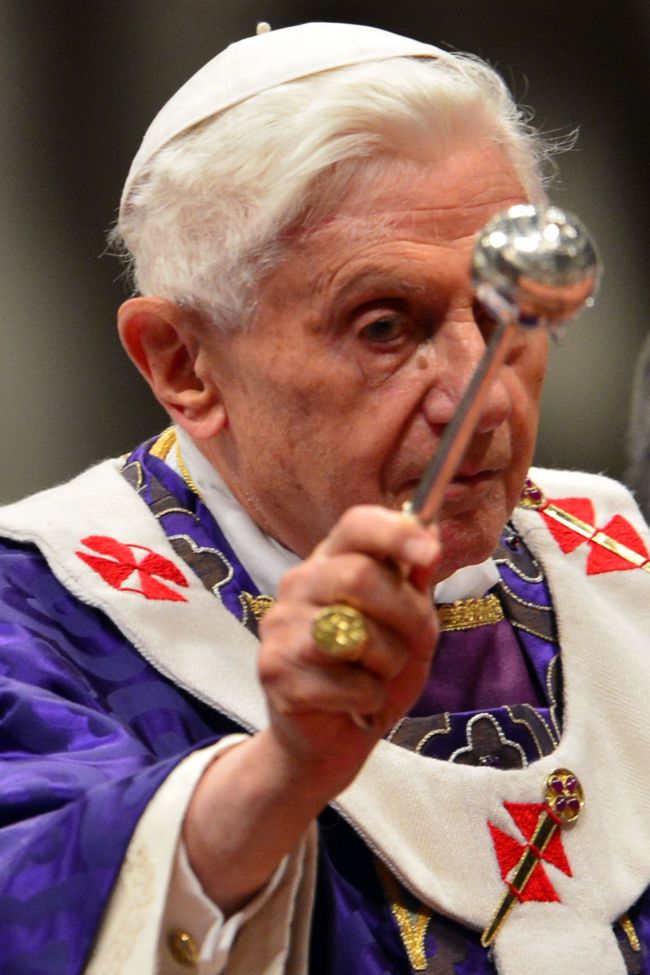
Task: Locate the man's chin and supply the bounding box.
[437,506,507,578]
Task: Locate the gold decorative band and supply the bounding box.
[149,427,202,497]
[618,913,641,953]
[437,594,504,632]
[150,426,177,460]
[375,860,431,971]
[175,445,201,498]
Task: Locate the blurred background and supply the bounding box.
[1,0,648,504]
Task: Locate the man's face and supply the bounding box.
[199,144,549,576]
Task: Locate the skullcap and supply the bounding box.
[120,22,446,216]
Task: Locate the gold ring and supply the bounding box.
[312,604,368,662]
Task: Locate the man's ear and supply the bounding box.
[117,296,226,439]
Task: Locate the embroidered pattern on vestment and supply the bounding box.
[112,447,649,973]
[76,535,190,602]
[119,438,273,637]
[437,594,503,631]
[520,478,650,574]
[506,704,559,756]
[450,713,527,769]
[387,713,451,753]
[482,769,583,946]
[391,524,560,770]
[375,860,471,973]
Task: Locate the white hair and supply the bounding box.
[113,54,559,329]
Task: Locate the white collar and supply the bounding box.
[172,426,499,601]
[171,427,301,596]
[3,459,650,972]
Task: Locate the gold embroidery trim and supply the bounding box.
[150,426,177,460]
[618,913,641,953]
[376,861,431,971]
[437,594,504,632]
[149,427,202,497]
[175,444,201,498]
[519,479,650,573]
[243,592,275,621]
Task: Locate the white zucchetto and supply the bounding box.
[120,22,446,216]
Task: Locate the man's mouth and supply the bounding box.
[443,467,502,504]
[388,450,509,511]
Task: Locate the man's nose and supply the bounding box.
[419,314,512,434]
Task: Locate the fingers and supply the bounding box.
[258,504,441,763]
[277,551,432,647]
[260,596,433,744]
[261,598,412,682]
[260,615,389,718]
[314,505,440,573]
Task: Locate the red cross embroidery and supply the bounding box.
[482,769,583,946]
[540,497,650,574]
[76,535,189,602]
[488,801,572,904]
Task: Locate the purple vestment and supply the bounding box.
[0,437,647,973]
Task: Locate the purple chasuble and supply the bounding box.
[412,618,545,716]
[0,436,647,975]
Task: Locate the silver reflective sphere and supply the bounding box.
[471,204,601,329]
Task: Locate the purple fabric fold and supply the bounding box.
[0,440,646,974]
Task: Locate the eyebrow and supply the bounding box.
[332,269,429,309]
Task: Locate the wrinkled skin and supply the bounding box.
[120,142,549,913]
[198,144,549,577]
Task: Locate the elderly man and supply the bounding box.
[1,21,649,975]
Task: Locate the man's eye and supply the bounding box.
[359,317,405,344]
